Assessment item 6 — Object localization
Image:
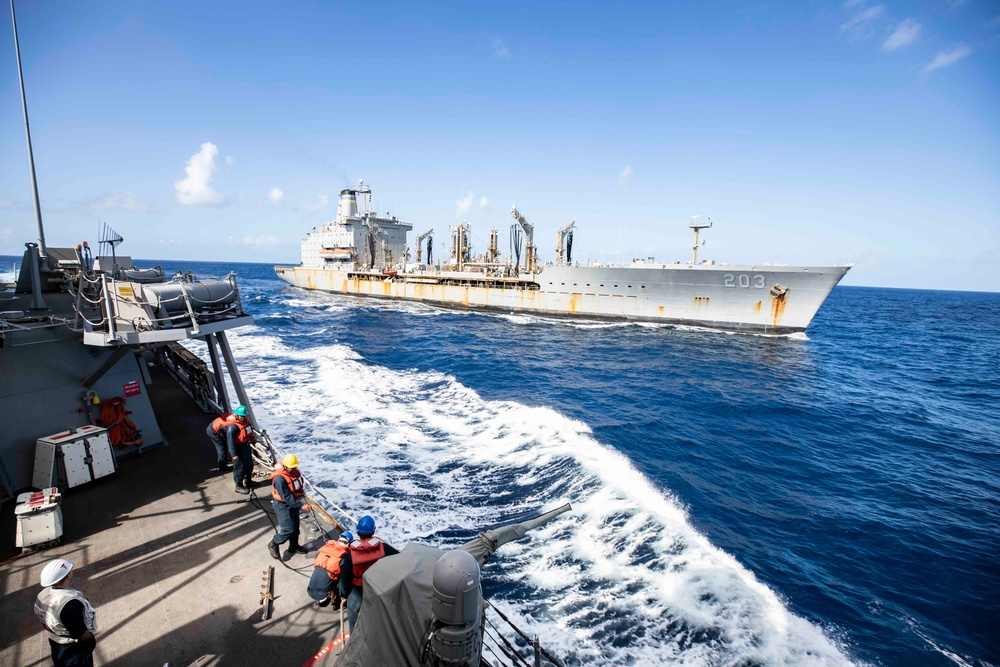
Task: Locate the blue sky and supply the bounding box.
[1,1,997,290]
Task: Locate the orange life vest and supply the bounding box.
[314,541,348,580]
[270,465,304,502]
[232,420,254,444]
[350,536,386,586]
[211,414,236,432]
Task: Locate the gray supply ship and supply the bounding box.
[276,185,850,334]
[0,5,565,666]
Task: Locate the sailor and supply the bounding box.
[307,531,353,608]
[206,411,236,472]
[267,453,312,559]
[33,559,97,667]
[338,515,399,632]
[227,405,256,494]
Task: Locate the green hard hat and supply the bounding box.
[233,405,249,417]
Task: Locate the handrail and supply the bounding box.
[255,430,353,531]
[485,601,566,667]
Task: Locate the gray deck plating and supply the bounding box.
[0,365,344,667]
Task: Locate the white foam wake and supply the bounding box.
[194,328,858,666]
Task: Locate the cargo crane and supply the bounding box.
[450,223,470,271]
[510,206,537,273]
[487,228,500,264]
[415,228,434,264]
[556,219,575,266]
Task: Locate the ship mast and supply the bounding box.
[689,217,712,264]
[10,0,48,264]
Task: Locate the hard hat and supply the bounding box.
[357,515,376,535]
[40,559,74,587]
[233,405,249,417]
[340,531,354,544]
[282,453,299,469]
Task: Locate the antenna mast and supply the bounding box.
[689,217,712,264]
[10,0,48,264]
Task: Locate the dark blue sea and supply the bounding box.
[5,258,998,666]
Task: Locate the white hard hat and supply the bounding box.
[40,559,73,587]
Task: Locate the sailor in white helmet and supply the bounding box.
[33,559,97,667]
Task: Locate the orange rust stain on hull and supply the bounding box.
[770,294,787,328]
[755,301,762,314]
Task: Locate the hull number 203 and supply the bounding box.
[724,274,766,289]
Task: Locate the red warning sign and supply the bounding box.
[123,381,141,397]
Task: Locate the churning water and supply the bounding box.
[13,257,997,666]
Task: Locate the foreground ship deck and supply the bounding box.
[0,363,347,667]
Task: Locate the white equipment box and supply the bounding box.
[16,487,63,551]
[33,425,117,490]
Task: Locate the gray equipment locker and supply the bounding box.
[33,426,117,490]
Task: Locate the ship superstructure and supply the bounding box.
[277,184,850,334]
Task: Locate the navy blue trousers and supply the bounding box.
[272,500,300,545]
[232,442,252,487]
[49,637,95,667]
[307,567,338,601]
[205,426,230,466]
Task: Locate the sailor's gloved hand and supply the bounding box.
[302,503,312,512]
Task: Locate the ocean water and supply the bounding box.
[4,258,997,666]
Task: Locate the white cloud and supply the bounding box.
[88,192,154,213]
[478,196,489,209]
[174,142,226,207]
[223,235,281,249]
[0,199,10,209]
[882,19,921,52]
[456,191,475,219]
[269,187,285,208]
[297,194,329,219]
[841,2,886,39]
[225,155,234,168]
[492,38,509,58]
[619,165,634,182]
[923,45,971,73]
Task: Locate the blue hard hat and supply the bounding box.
[357,515,375,535]
[341,531,354,543]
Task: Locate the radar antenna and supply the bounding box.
[99,222,125,272]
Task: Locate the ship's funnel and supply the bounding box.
[338,189,358,221]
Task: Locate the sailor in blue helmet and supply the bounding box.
[307,531,353,608]
[338,515,398,632]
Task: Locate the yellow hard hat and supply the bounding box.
[282,453,299,469]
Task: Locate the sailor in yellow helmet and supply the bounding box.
[267,453,312,560]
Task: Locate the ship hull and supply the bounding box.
[274,263,849,333]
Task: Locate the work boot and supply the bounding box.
[316,596,332,608]
[267,539,280,560]
[286,541,309,556]
[234,485,250,495]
